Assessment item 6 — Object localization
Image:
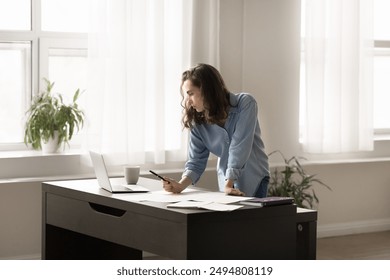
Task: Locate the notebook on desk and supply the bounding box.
[240,196,294,207]
[89,151,149,193]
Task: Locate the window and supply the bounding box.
[0,42,31,143]
[373,0,390,132]
[40,39,87,106]
[0,0,30,30]
[0,0,89,148]
[300,0,390,148]
[39,39,88,147]
[41,0,90,32]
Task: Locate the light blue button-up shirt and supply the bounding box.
[182,93,269,196]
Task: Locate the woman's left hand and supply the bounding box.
[224,179,245,196]
[225,186,245,196]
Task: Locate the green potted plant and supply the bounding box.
[267,150,331,209]
[24,78,85,153]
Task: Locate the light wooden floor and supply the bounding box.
[316,230,390,260]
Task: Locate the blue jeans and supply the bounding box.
[254,176,269,198]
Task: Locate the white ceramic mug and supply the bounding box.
[124,166,140,184]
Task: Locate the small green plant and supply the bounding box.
[267,150,331,209]
[24,78,84,150]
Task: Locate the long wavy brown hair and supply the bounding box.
[181,63,231,129]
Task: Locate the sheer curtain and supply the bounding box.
[84,0,220,165]
[301,0,374,153]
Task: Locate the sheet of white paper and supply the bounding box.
[201,202,243,211]
[166,201,212,208]
[152,188,199,195]
[119,193,183,203]
[190,192,252,204]
[167,201,243,211]
[119,189,205,203]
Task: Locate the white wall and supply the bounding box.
[1,0,390,259]
[306,161,390,236]
[241,0,301,155]
[0,182,41,259]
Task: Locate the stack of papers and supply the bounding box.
[118,189,252,211]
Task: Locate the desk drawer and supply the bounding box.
[46,193,129,241]
[45,193,186,256]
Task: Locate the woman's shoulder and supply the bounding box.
[230,93,257,107]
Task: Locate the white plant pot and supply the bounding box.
[41,131,60,154]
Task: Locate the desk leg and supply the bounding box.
[296,221,317,260]
[44,225,142,260]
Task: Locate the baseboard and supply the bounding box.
[317,218,390,238]
[0,253,41,260]
[2,252,161,260]
[2,252,158,260]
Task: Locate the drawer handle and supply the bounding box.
[89,202,126,217]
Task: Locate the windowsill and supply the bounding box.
[0,149,89,181]
[0,149,84,159]
[274,137,390,167]
[298,156,390,166]
[0,148,190,182]
[374,134,390,141]
[2,142,390,182]
[2,146,390,163]
[269,155,390,169]
[0,173,94,184]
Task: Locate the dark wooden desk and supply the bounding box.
[42,177,309,260]
[296,207,317,259]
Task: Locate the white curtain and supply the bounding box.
[84,0,220,165]
[301,0,374,153]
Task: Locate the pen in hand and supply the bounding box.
[149,170,170,183]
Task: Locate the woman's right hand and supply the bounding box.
[162,177,186,194]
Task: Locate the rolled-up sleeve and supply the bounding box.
[225,95,258,181]
[183,128,210,184]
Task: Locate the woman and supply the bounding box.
[163,63,269,197]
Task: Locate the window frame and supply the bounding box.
[0,0,88,151]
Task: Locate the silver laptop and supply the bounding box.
[89,151,149,193]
